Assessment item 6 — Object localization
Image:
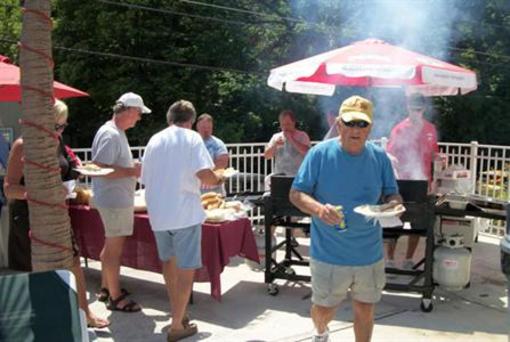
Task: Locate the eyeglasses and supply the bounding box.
[341,120,370,128]
[55,123,68,131]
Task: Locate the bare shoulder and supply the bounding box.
[11,138,24,154]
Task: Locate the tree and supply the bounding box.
[51,0,325,146]
[42,0,510,145]
[21,0,73,270]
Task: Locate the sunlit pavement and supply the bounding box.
[77,233,509,341]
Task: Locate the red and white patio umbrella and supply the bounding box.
[0,54,89,102]
[267,39,477,97]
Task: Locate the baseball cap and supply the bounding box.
[339,95,373,124]
[116,92,151,114]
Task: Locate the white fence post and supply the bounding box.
[470,141,479,195]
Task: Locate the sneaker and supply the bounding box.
[402,259,414,270]
[311,330,329,342]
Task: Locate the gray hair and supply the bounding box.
[197,113,213,124]
[166,100,196,125]
[112,102,130,115]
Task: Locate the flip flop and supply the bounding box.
[87,317,111,329]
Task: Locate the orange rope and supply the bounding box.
[29,230,73,252]
[21,85,56,104]
[26,195,69,210]
[19,119,59,140]
[19,6,70,253]
[24,159,61,174]
[22,8,53,28]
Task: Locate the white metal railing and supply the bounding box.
[74,139,508,236]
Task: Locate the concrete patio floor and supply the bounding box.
[81,232,509,342]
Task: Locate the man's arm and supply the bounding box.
[264,144,276,159]
[289,188,342,226]
[3,140,26,200]
[382,194,403,205]
[264,134,282,160]
[214,153,229,169]
[94,161,141,179]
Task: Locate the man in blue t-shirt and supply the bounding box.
[290,96,402,342]
[196,113,229,194]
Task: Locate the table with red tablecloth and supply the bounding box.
[69,205,259,301]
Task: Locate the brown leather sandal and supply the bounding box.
[167,323,198,342]
[97,287,130,302]
[106,292,141,313]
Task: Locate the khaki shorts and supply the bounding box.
[310,258,386,307]
[96,206,134,237]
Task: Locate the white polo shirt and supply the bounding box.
[141,126,214,231]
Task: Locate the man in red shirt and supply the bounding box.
[386,93,439,270]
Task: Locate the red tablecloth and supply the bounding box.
[69,205,259,301]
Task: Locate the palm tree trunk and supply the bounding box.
[20,0,73,271]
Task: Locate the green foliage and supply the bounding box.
[3,0,510,146]
[438,0,510,144]
[0,0,21,58]
[51,0,325,147]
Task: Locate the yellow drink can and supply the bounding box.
[335,205,346,230]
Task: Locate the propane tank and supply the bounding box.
[246,226,276,271]
[433,235,472,291]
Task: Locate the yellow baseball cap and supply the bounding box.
[338,95,373,124]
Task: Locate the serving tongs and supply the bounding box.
[435,193,448,207]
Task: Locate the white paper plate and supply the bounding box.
[354,204,406,218]
[74,167,114,177]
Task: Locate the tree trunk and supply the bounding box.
[20,0,73,271]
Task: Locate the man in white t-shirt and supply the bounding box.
[92,92,150,313]
[141,100,225,342]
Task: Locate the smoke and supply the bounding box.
[289,0,475,140]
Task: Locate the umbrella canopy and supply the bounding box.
[268,39,477,97]
[0,54,88,102]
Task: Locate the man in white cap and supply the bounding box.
[91,92,151,313]
[290,96,402,342]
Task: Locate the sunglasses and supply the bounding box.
[409,106,425,112]
[341,120,370,128]
[55,123,68,130]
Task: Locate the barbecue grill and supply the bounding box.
[263,175,311,295]
[383,180,436,312]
